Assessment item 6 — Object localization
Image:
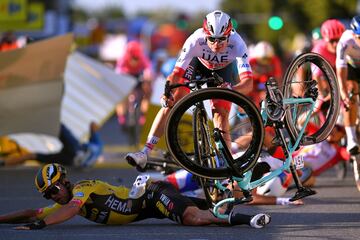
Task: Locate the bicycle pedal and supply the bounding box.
[290,187,316,202]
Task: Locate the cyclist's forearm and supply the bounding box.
[247,195,276,205]
[232,77,253,95]
[43,202,80,226]
[0,209,38,223]
[337,67,348,96]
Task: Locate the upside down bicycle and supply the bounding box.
[163,52,340,218]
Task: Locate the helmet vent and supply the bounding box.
[210,25,214,34]
[220,26,225,34]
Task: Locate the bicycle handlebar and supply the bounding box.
[164,72,224,98]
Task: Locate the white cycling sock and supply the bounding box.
[142,136,159,155]
[345,126,358,147]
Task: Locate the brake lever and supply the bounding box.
[164,81,171,98]
[212,72,224,86]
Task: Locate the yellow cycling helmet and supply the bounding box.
[34,163,67,193]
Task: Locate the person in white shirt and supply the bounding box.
[125,10,254,171]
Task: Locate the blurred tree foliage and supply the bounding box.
[72,5,125,22]
[221,0,357,45]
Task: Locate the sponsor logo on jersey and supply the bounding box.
[242,53,248,59]
[184,65,194,80]
[104,195,131,213]
[159,194,174,210]
[201,53,229,63]
[156,201,170,217]
[70,199,83,205]
[199,41,207,46]
[74,192,84,197]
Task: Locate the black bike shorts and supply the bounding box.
[347,64,360,83]
[134,181,201,224]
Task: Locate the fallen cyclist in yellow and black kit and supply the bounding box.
[0,163,270,229]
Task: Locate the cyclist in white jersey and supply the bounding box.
[336,16,360,156]
[126,10,253,171]
[336,16,360,190]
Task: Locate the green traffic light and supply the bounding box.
[268,16,283,30]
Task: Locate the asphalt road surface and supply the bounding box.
[0,163,360,240]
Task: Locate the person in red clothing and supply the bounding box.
[115,40,153,126]
[249,41,283,107]
[0,31,19,52]
[312,19,345,70]
[311,19,345,100]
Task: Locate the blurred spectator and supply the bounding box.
[151,48,169,79]
[312,19,345,71]
[0,31,19,52]
[115,40,153,126]
[89,19,106,45]
[311,19,345,118]
[160,57,177,78]
[249,41,283,106]
[86,18,107,58]
[0,122,103,168]
[156,23,188,57]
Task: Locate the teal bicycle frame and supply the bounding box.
[213,96,316,219]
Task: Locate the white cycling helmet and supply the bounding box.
[203,10,233,38]
[253,41,275,59]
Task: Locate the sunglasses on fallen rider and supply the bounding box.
[207,36,228,43]
[43,184,61,199]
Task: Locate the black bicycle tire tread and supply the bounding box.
[282,52,340,145]
[165,88,264,179]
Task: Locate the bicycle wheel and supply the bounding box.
[282,52,340,145]
[165,88,264,179]
[193,106,220,205]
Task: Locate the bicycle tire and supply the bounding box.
[193,106,220,206]
[165,88,264,179]
[282,52,340,145]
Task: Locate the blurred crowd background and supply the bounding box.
[0,0,358,69]
[0,0,359,167]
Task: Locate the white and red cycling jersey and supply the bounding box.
[174,28,252,81]
[336,30,360,69]
[294,141,348,176]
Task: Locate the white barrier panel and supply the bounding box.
[61,51,137,141]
